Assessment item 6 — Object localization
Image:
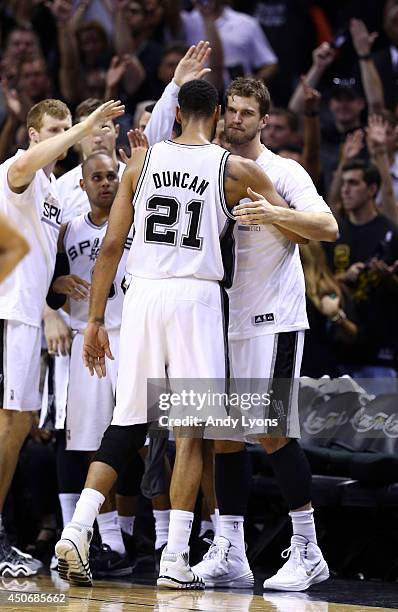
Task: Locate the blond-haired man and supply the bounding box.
[0,97,124,577]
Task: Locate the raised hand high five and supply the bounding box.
[174,41,212,86]
[81,100,125,135]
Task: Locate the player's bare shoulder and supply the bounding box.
[224,154,267,207]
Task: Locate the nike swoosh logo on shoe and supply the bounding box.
[306,559,322,576]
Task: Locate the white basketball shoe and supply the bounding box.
[157,546,205,589]
[55,522,93,586]
[263,535,329,592]
[192,536,254,588]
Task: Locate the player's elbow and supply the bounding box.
[319,215,339,242]
[101,235,124,259]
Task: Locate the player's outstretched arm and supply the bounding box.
[8,100,125,192]
[225,157,308,244]
[0,213,29,282]
[144,41,211,146]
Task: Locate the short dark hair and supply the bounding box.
[226,77,271,117]
[270,107,300,133]
[75,98,103,122]
[82,152,117,178]
[178,80,219,118]
[275,144,302,155]
[162,43,188,59]
[342,159,381,191]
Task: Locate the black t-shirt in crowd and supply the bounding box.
[323,214,398,366]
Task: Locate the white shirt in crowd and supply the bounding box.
[180,7,277,84]
[0,150,61,327]
[228,147,332,340]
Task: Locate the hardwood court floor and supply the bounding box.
[0,575,397,612]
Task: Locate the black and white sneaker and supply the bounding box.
[0,532,41,577]
[55,522,93,586]
[90,543,133,578]
[157,546,205,590]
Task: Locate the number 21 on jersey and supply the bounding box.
[144,195,204,250]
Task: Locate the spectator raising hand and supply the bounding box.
[367,114,398,224]
[350,18,384,113]
[367,114,387,155]
[289,42,336,113]
[301,75,322,185]
[105,55,145,100]
[350,18,378,58]
[327,129,364,215]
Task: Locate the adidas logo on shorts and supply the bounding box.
[252,313,274,326]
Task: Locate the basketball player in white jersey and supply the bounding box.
[0,98,124,577]
[192,78,338,591]
[54,78,305,588]
[48,152,136,575]
[45,41,214,565]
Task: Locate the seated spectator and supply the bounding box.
[300,241,358,379]
[261,107,300,151]
[177,0,278,85]
[323,159,398,391]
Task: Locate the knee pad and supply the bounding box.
[117,451,145,496]
[94,424,148,475]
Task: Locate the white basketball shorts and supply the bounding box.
[66,329,120,451]
[0,320,41,412]
[112,277,229,427]
[229,331,305,439]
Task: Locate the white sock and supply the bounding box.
[289,508,317,544]
[97,511,126,555]
[119,515,135,536]
[167,510,193,554]
[59,493,80,528]
[70,488,105,528]
[218,515,245,552]
[199,520,213,537]
[153,509,170,550]
[211,509,219,537]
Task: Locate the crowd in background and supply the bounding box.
[1,0,398,571]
